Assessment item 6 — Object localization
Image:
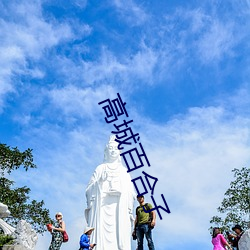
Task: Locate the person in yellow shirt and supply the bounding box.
[133,195,156,250]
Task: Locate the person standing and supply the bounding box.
[79,227,96,250]
[230,225,244,250]
[133,195,156,250]
[211,227,232,250]
[48,212,66,250]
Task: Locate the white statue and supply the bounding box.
[0,202,11,218]
[85,135,136,250]
[0,202,15,235]
[13,220,38,250]
[239,229,250,250]
[0,203,38,250]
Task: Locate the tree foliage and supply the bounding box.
[0,143,52,233]
[0,234,14,246]
[0,144,36,175]
[210,167,250,232]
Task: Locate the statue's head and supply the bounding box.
[104,135,122,163]
[0,202,10,218]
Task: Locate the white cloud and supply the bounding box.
[81,45,158,86]
[0,2,73,58]
[81,48,127,85]
[0,45,25,110]
[73,0,87,9]
[48,84,118,119]
[132,105,250,248]
[189,8,210,33]
[159,7,240,67]
[112,0,148,26]
[0,1,74,111]
[126,43,158,84]
[224,84,250,115]
[196,20,235,63]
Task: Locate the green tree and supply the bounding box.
[0,143,52,233]
[210,167,250,232]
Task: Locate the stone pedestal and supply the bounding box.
[1,246,26,250]
[239,229,250,250]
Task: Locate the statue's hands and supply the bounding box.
[88,195,96,208]
[129,213,135,222]
[102,171,108,181]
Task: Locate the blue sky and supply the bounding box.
[1,0,250,249]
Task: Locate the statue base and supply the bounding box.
[1,245,26,250]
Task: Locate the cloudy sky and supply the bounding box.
[1,0,250,249]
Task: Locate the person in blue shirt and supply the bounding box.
[79,227,96,250]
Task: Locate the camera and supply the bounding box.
[132,231,137,240]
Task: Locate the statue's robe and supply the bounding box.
[85,163,135,250]
[239,229,250,250]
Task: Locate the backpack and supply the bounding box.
[136,203,154,229]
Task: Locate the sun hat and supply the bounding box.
[55,212,63,218]
[84,227,95,234]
